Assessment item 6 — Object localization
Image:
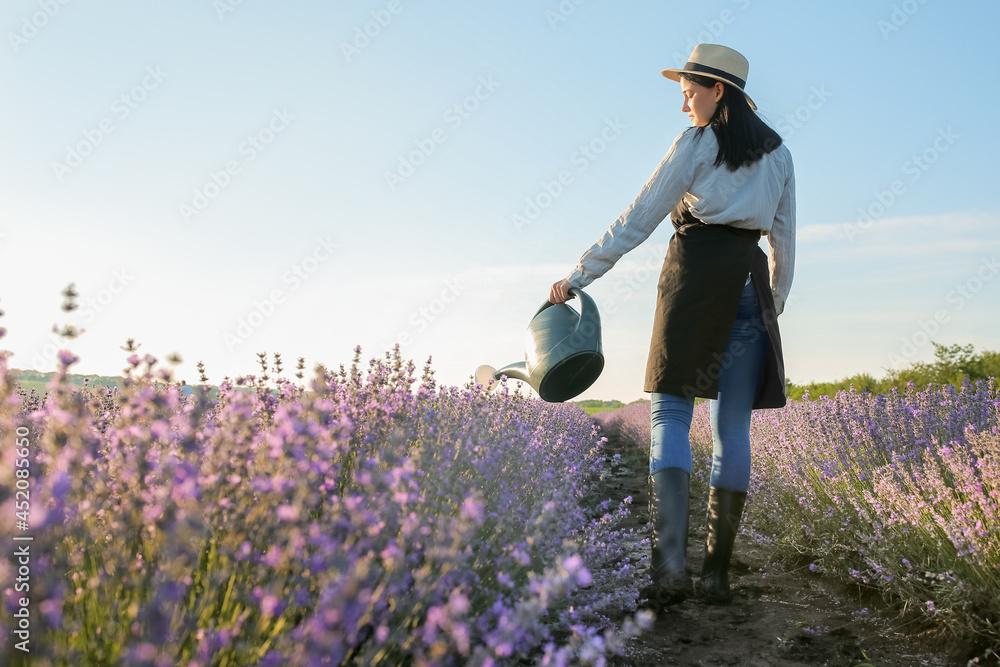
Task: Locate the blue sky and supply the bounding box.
[1,0,998,403]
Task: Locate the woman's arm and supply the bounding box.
[766,160,795,315]
[560,129,699,293]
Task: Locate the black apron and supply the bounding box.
[643,199,786,409]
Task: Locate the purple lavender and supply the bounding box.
[0,341,645,665]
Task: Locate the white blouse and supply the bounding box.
[565,126,796,315]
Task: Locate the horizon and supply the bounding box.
[9,335,995,401]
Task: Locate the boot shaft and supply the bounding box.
[704,486,747,558]
[700,485,747,602]
[648,467,690,581]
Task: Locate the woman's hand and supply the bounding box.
[549,279,575,304]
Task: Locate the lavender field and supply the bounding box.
[4,323,998,665]
[0,345,651,666]
[596,381,1000,653]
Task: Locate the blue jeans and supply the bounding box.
[649,280,769,492]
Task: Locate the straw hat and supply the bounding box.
[661,44,756,110]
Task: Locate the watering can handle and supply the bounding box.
[534,287,586,318]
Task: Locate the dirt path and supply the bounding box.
[593,434,973,667]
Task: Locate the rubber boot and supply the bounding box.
[639,467,691,609]
[699,486,747,603]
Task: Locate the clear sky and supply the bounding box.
[1,0,998,403]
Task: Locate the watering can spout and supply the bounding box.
[494,361,531,383]
[488,287,604,402]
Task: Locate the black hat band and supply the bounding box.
[682,61,746,90]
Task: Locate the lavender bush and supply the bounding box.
[594,381,1000,648]
[746,381,1000,648]
[0,341,649,666]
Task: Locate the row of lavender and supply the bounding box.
[595,381,1000,648]
[0,346,649,666]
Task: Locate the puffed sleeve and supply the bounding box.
[565,128,699,289]
[765,154,795,315]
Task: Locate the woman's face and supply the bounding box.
[680,77,723,127]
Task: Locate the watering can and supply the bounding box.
[476,287,604,402]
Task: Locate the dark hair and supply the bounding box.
[679,72,782,172]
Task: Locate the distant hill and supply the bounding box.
[9,368,250,401]
[9,368,126,393]
[572,399,625,415]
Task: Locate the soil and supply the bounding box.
[590,433,987,667]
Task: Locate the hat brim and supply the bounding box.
[661,68,757,111]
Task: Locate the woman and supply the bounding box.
[549,44,795,608]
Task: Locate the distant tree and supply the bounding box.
[786,372,881,401]
[980,349,1000,380]
[882,342,995,389]
[787,342,998,401]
